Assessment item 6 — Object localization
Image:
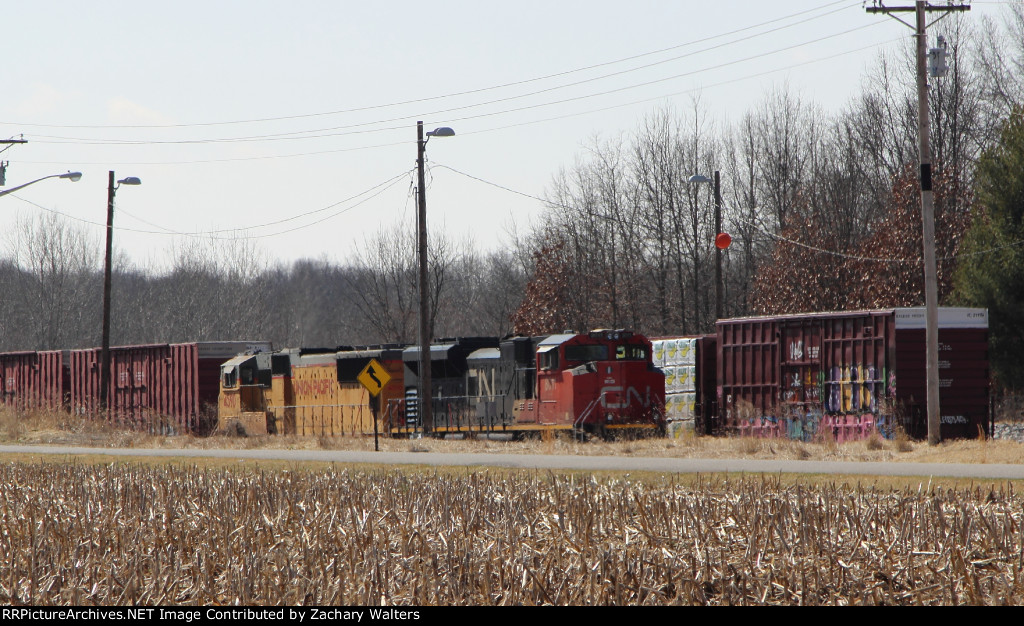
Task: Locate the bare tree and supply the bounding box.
[349,223,459,344]
[4,212,99,350]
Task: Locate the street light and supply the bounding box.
[100,171,142,416]
[416,121,455,433]
[689,170,726,322]
[0,171,82,198]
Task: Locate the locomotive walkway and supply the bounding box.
[2,444,1024,480]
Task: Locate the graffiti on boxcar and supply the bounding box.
[735,411,880,442]
[825,364,883,415]
[789,340,803,361]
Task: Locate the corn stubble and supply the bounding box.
[1,463,1022,605]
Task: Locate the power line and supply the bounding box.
[22,8,879,147]
[1,1,857,132]
[14,26,898,167]
[437,162,1024,265]
[3,169,414,241]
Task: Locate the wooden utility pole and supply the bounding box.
[866,1,970,445]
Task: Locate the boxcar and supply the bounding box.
[0,350,65,412]
[714,307,989,440]
[71,341,272,433]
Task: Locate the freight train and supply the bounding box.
[0,307,992,441]
[217,330,668,438]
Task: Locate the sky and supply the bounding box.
[0,0,1003,271]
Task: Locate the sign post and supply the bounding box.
[357,358,392,451]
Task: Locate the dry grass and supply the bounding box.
[866,431,885,451]
[0,462,1021,605]
[1,406,1022,465]
[895,427,915,453]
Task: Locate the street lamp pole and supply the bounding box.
[415,121,454,433]
[100,171,141,416]
[416,122,432,434]
[0,171,82,198]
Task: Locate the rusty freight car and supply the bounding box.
[71,341,271,433]
[0,350,65,412]
[714,307,989,440]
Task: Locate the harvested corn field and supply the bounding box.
[0,462,1022,605]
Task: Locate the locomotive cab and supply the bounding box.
[218,353,273,434]
[520,330,666,435]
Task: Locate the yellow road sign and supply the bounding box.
[357,358,391,397]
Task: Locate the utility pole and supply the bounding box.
[714,170,723,322]
[866,1,970,445]
[416,121,433,434]
[0,138,28,186]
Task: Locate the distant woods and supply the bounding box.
[2,8,1023,389]
[0,221,529,351]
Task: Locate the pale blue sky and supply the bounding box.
[0,1,1001,269]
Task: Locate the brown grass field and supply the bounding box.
[1,408,1023,605]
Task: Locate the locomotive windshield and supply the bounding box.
[564,345,609,362]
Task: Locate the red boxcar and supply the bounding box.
[0,350,65,412]
[715,307,989,440]
[70,341,271,433]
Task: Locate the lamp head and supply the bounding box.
[688,174,712,184]
[427,127,455,138]
[60,172,83,182]
[118,177,142,186]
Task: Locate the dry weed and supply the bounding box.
[737,436,761,455]
[866,430,885,451]
[894,427,915,453]
[816,423,840,454]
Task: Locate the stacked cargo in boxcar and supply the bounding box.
[0,351,65,412]
[652,335,716,436]
[714,307,989,440]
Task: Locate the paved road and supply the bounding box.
[2,444,1024,479]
